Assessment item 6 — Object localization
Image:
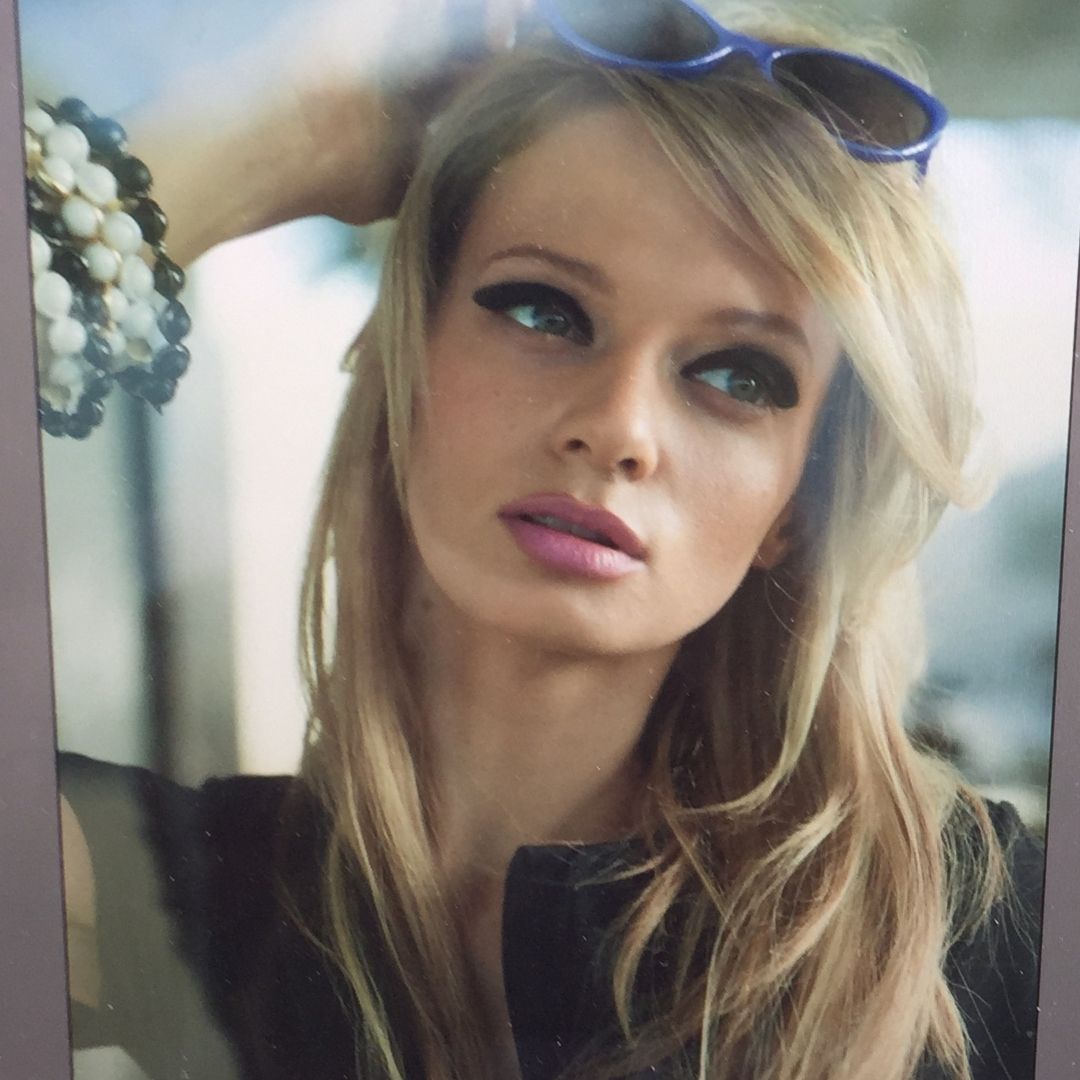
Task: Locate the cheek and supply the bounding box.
[678,438,797,558]
[422,325,520,441]
[406,345,524,531]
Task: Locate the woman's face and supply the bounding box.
[406,105,841,658]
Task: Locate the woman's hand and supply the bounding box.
[126,0,533,265]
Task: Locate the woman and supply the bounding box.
[52,2,1042,1079]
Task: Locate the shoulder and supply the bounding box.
[59,753,324,1075]
[59,752,322,992]
[59,752,301,900]
[59,750,301,842]
[945,799,1044,1080]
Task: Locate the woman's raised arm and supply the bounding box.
[119,0,532,267]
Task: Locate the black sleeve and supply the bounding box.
[60,753,283,1080]
[946,801,1044,1080]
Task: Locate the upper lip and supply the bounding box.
[498,493,647,559]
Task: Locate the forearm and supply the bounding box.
[92,0,528,267]
[124,68,418,267]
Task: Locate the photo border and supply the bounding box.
[0,0,1077,1075]
[1036,235,1080,1079]
[0,0,73,1075]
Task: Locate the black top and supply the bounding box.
[61,754,1044,1080]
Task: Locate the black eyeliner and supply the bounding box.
[685,346,799,410]
[471,281,593,341]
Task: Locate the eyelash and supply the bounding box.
[471,280,799,411]
[472,281,594,346]
[683,347,799,410]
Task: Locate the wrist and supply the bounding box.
[122,79,289,266]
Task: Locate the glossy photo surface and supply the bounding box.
[2,1,1080,1078]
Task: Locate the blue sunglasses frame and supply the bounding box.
[534,0,948,175]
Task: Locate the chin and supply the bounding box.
[462,581,694,660]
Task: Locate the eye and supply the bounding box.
[683,346,799,410]
[472,281,594,346]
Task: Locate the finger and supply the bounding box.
[485,0,520,52]
[491,0,539,50]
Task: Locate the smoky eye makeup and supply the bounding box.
[472,280,594,345]
[682,345,800,410]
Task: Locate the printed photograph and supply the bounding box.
[14,1,1077,1077]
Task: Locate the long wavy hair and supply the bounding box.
[295,5,1004,1078]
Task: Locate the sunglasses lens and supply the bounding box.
[771,53,931,149]
[547,0,719,64]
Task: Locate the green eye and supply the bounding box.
[684,346,799,410]
[694,366,770,405]
[505,303,577,337]
[473,281,593,346]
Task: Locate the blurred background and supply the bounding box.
[16,1,1078,1073]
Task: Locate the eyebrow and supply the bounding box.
[706,310,811,354]
[484,244,614,292]
[484,243,812,355]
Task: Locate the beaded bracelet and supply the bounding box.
[23,97,192,439]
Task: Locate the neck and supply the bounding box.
[407,581,678,898]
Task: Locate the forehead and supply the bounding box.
[452,104,835,347]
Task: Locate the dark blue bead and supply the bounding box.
[141,376,176,407]
[152,343,190,379]
[56,98,95,127]
[30,207,67,242]
[51,247,90,287]
[115,156,152,196]
[64,413,94,439]
[158,300,191,343]
[74,396,106,427]
[79,292,110,329]
[84,371,114,401]
[131,197,166,243]
[116,366,148,395]
[85,116,127,156]
[83,330,113,369]
[153,255,185,298]
[39,401,67,437]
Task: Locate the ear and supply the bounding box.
[752,502,796,571]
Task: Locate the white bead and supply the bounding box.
[24,131,42,169]
[48,356,83,389]
[29,231,51,276]
[44,122,89,165]
[47,316,88,357]
[34,317,51,355]
[104,328,127,368]
[84,242,120,283]
[39,382,68,412]
[103,285,129,322]
[75,161,118,206]
[41,154,75,194]
[24,106,55,137]
[60,195,102,239]
[146,326,167,352]
[125,338,153,365]
[33,271,72,319]
[120,299,157,339]
[119,255,154,299]
[102,211,142,255]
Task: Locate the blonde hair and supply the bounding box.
[297,6,1004,1078]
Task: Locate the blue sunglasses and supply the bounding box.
[534,0,948,175]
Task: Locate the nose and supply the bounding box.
[550,351,663,481]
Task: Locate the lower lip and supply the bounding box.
[501,516,644,580]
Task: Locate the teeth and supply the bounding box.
[526,514,615,548]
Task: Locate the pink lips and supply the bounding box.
[498,494,646,581]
